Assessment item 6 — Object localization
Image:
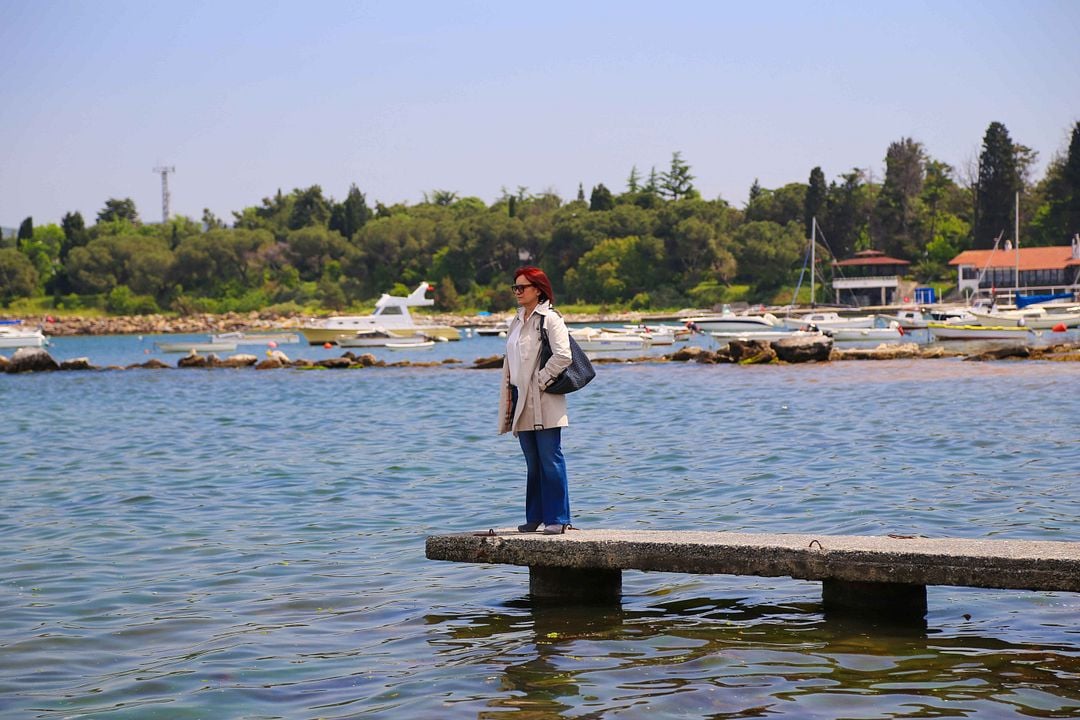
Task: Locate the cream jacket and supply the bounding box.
[498,301,572,435]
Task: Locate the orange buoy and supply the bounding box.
[267,341,278,348]
[323,342,333,349]
[1052,322,1067,333]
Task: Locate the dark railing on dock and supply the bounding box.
[425,530,1080,621]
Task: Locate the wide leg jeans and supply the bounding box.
[518,428,570,526]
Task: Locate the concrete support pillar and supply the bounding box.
[822,579,927,620]
[529,566,621,603]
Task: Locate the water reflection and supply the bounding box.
[428,594,1080,718]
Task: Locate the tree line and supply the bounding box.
[2,121,1079,313]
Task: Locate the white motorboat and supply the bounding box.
[0,323,48,348]
[474,319,511,337]
[612,325,680,345]
[336,328,397,348]
[708,329,804,342]
[155,340,238,353]
[300,282,461,344]
[571,328,653,352]
[879,308,931,330]
[927,323,1040,342]
[826,323,906,342]
[385,337,436,350]
[682,305,782,333]
[780,311,876,331]
[210,331,300,345]
[968,306,1080,330]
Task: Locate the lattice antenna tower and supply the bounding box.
[153,165,176,222]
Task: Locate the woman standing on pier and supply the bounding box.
[498,266,574,535]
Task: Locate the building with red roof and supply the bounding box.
[831,250,911,305]
[949,236,1080,300]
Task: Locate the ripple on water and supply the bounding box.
[2,358,1080,716]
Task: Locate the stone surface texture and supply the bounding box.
[426,530,1080,592]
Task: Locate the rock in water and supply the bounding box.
[772,335,833,363]
[5,347,60,373]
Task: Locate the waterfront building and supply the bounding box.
[949,235,1080,302]
[830,250,911,306]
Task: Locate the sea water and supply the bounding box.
[2,334,1080,718]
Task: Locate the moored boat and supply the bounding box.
[300,282,461,345]
[570,328,653,352]
[968,306,1080,330]
[210,331,300,345]
[780,311,876,331]
[927,323,1040,342]
[155,340,238,353]
[336,328,397,348]
[0,322,49,348]
[826,323,906,342]
[682,305,781,333]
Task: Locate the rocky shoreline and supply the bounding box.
[10,310,651,337]
[4,336,1079,374]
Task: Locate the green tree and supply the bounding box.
[589,183,615,212]
[17,217,33,242]
[626,166,641,192]
[202,208,226,230]
[60,211,89,259]
[0,247,39,302]
[660,151,695,201]
[732,220,805,297]
[564,235,664,303]
[329,184,372,240]
[825,169,874,259]
[21,224,65,289]
[804,167,827,238]
[287,185,331,230]
[974,122,1022,248]
[97,198,140,225]
[873,137,926,259]
[1029,121,1080,245]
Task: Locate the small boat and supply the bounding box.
[570,328,653,352]
[337,328,397,348]
[968,306,1080,330]
[300,282,460,344]
[611,325,678,345]
[927,323,1040,342]
[708,329,803,342]
[154,340,238,353]
[826,323,906,342]
[681,305,782,333]
[780,311,876,331]
[879,308,931,330]
[385,338,436,350]
[209,331,300,345]
[0,322,49,348]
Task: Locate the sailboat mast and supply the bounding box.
[1014,191,1020,298]
[810,216,816,308]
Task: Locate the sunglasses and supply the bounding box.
[510,284,534,294]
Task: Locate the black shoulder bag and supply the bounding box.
[538,313,596,394]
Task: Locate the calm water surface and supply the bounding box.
[2,335,1080,718]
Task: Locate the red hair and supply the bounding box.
[514,266,555,305]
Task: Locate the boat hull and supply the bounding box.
[301,324,460,344]
[155,342,238,353]
[927,323,1039,341]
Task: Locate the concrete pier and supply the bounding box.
[425,529,1080,618]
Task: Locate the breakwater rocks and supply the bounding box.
[5,338,1080,375]
[11,310,650,337]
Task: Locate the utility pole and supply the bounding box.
[153,165,175,222]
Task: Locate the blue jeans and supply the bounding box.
[518,428,570,526]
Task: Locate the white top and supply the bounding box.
[506,310,529,388]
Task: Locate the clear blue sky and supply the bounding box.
[2,0,1078,228]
